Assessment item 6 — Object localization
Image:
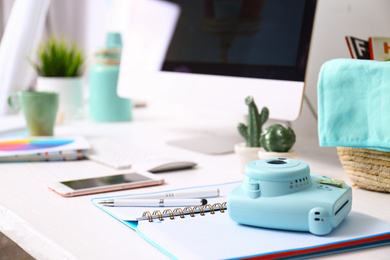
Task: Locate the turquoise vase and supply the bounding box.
[88,33,132,122]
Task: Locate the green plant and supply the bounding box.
[237,96,269,147]
[30,38,84,77]
[260,123,296,152]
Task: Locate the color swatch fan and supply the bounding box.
[0,136,91,162]
[1,139,74,151]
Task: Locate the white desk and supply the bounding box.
[0,106,389,260]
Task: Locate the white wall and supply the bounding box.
[0,0,129,115]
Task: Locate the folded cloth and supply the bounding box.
[318,58,390,152]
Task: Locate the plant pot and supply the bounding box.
[36,77,84,123]
[234,142,263,174]
[258,148,297,159]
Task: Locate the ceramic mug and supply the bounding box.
[8,91,59,136]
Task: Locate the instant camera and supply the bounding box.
[228,158,352,235]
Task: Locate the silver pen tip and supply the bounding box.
[97,200,114,204]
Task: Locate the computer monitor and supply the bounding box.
[117,0,317,153]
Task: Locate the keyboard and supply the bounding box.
[86,139,160,169]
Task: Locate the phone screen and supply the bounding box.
[61,173,151,190]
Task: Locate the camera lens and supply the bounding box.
[268,160,287,165]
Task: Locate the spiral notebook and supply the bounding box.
[92,182,390,259]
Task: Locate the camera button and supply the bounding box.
[317,185,332,191]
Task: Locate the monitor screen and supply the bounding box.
[162,0,315,82]
[117,0,317,123]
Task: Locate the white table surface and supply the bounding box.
[0,106,389,260]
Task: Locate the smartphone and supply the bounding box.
[48,171,165,197]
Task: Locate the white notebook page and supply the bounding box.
[137,211,390,260]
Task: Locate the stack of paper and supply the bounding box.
[93,182,390,259]
[0,135,91,162]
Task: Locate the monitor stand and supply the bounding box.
[167,134,244,155]
[165,117,284,155]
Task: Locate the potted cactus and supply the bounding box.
[235,96,269,173]
[258,123,297,159]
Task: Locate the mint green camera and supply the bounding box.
[228,158,352,235]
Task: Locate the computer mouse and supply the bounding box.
[131,156,197,173]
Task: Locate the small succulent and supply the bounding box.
[237,96,269,147]
[260,124,296,152]
[29,37,84,77]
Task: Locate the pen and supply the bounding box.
[108,187,220,201]
[98,198,208,207]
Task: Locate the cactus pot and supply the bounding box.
[36,76,84,123]
[234,142,263,174]
[257,148,297,160]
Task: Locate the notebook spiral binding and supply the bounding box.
[140,202,227,222]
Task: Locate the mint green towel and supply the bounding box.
[318,59,390,151]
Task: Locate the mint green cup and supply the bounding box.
[8,91,59,136]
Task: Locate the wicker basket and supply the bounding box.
[337,147,390,192]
